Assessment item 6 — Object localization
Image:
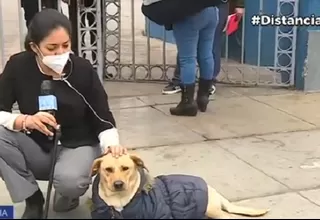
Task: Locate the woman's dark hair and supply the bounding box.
[24,9,72,51]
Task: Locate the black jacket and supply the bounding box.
[0,51,116,152]
[142,0,228,28]
[91,171,209,219]
[233,0,244,8]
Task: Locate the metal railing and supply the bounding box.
[1,0,299,87]
[102,0,299,86]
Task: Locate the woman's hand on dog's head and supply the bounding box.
[104,145,128,158]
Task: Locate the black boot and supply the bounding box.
[170,84,198,116]
[22,189,44,219]
[196,79,213,112]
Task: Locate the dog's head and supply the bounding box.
[91,153,148,193]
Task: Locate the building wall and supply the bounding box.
[295,0,320,91]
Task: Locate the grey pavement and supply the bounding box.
[1,82,320,219]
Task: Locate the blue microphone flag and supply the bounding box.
[38,95,58,111]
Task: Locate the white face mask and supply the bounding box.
[41,51,70,74]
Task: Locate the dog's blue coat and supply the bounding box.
[91,171,209,219]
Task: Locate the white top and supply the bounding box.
[0,111,119,152]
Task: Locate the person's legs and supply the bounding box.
[68,1,79,55]
[0,126,52,218]
[209,3,229,95]
[163,3,229,96]
[197,7,219,81]
[169,14,200,116]
[196,7,219,112]
[52,145,101,212]
[212,3,228,80]
[172,55,181,84]
[162,55,182,95]
[173,22,199,85]
[21,0,39,28]
[42,0,58,9]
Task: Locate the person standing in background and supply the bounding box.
[162,0,245,95]
[143,0,223,116]
[21,0,39,27]
[21,0,58,28]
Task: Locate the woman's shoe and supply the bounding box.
[53,191,80,212]
[22,189,44,219]
[170,84,198,116]
[196,79,213,112]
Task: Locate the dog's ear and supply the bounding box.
[130,155,148,171]
[91,158,103,177]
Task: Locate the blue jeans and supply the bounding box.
[212,3,229,80]
[172,3,228,85]
[172,6,219,85]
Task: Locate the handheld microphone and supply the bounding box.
[38,80,57,141]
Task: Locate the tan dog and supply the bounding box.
[90,153,270,219]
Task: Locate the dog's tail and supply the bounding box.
[220,195,270,217]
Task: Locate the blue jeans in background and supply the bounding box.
[170,3,228,86]
[212,3,229,80]
[172,6,219,85]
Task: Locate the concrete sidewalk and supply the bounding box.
[1,82,320,218]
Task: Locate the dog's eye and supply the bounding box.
[121,166,129,171]
[105,167,114,173]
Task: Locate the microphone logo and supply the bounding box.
[38,95,57,112]
[38,80,58,141]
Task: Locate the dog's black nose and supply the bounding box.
[113,181,124,190]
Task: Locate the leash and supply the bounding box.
[43,125,62,219]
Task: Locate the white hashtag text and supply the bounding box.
[251,15,320,26]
